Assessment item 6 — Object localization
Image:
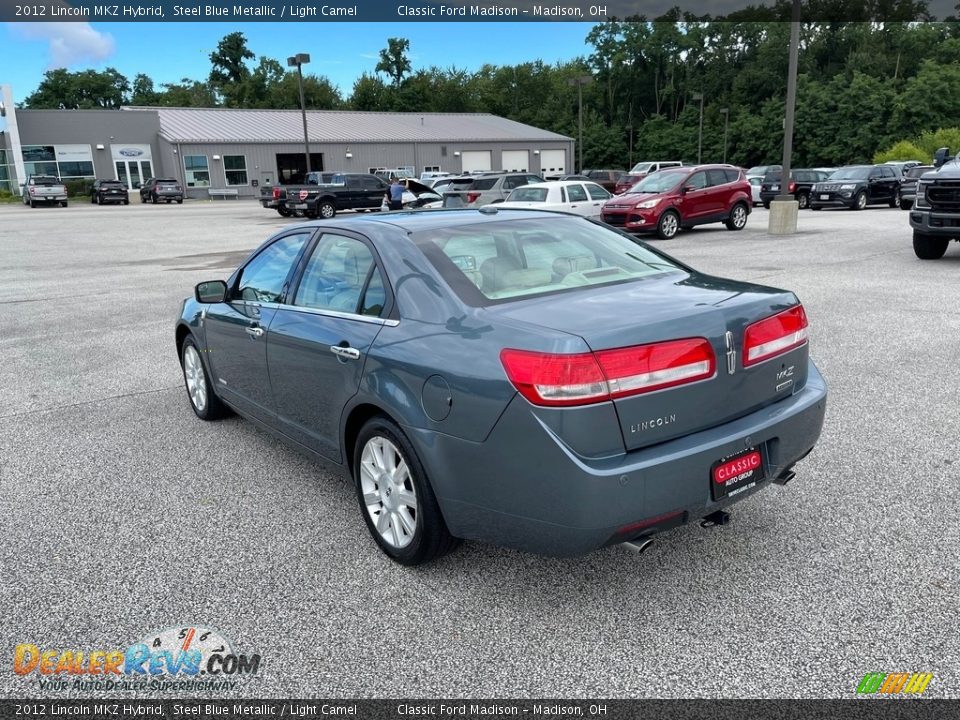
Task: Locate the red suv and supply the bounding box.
[602,165,752,239]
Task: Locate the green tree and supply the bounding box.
[209,31,255,105]
[376,37,412,88]
[23,68,130,109]
[349,72,390,110]
[130,74,159,105]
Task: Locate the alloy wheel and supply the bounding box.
[183,345,208,413]
[359,436,419,549]
[731,205,747,228]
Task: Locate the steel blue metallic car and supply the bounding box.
[175,209,827,565]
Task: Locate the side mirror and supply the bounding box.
[195,280,228,304]
[681,185,693,194]
[933,147,951,168]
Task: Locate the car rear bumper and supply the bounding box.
[412,359,828,557]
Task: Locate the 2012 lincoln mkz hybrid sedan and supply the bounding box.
[175,209,827,565]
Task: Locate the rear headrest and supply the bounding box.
[480,256,523,292]
[499,267,552,290]
[552,255,596,276]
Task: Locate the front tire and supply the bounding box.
[852,191,867,211]
[656,210,680,239]
[725,202,748,231]
[899,196,913,210]
[354,416,459,565]
[913,231,949,260]
[181,336,227,420]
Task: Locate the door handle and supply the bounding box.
[330,345,361,360]
[245,326,264,338]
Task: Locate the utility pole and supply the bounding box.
[287,53,312,175]
[568,75,593,172]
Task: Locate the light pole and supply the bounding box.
[568,75,593,172]
[692,92,704,164]
[769,0,802,235]
[287,53,311,176]
[719,108,729,164]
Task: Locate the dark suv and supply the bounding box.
[582,169,625,193]
[809,165,900,211]
[759,169,831,209]
[898,165,934,210]
[90,179,129,205]
[601,164,752,239]
[140,178,184,204]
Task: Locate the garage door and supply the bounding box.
[539,149,566,176]
[461,151,492,173]
[502,150,529,172]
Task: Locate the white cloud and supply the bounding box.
[13,22,115,69]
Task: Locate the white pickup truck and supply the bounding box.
[22,175,68,208]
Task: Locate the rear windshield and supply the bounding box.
[101,181,125,187]
[33,176,60,185]
[509,187,548,202]
[412,216,680,305]
[630,163,652,173]
[829,167,870,181]
[156,179,179,184]
[631,170,686,193]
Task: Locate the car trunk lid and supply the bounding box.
[490,271,809,451]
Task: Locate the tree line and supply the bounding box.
[20,17,960,169]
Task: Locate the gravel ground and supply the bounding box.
[1,200,957,699]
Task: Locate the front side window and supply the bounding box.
[295,234,379,315]
[414,217,679,305]
[224,155,248,186]
[236,233,311,303]
[686,172,708,190]
[586,183,611,200]
[184,155,210,187]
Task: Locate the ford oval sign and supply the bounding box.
[119,148,144,157]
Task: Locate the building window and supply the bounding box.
[423,165,442,173]
[184,155,210,187]
[24,162,59,177]
[223,155,248,186]
[22,145,56,162]
[58,161,95,178]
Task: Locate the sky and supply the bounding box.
[1,22,599,104]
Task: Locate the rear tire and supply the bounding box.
[656,210,680,239]
[725,202,748,231]
[61,201,68,208]
[899,197,913,210]
[913,232,949,260]
[124,199,130,205]
[317,200,336,219]
[797,192,809,209]
[277,207,292,217]
[762,201,771,210]
[176,199,183,204]
[353,416,459,566]
[889,195,899,208]
[181,336,227,420]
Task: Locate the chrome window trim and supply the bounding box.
[233,300,399,327]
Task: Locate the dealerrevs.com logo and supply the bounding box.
[856,672,934,696]
[13,626,261,692]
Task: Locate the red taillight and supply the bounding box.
[467,191,481,204]
[743,305,809,367]
[500,338,716,407]
[272,187,282,200]
[788,181,797,193]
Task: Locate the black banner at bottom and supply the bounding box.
[1,700,956,720]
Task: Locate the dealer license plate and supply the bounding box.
[710,446,765,501]
[771,184,779,191]
[820,194,829,200]
[289,203,307,210]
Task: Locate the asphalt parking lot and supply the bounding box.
[2,199,958,699]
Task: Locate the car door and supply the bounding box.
[202,231,313,422]
[585,182,611,217]
[881,165,899,200]
[267,232,390,461]
[562,183,592,217]
[361,176,388,208]
[867,167,886,202]
[679,171,711,221]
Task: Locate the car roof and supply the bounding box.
[288,207,571,234]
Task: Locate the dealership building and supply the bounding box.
[0,85,574,199]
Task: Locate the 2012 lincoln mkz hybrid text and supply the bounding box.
[175,209,827,565]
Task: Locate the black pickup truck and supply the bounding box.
[260,172,337,217]
[261,172,389,218]
[910,147,960,260]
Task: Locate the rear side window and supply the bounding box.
[723,169,741,183]
[707,169,729,187]
[510,187,548,202]
[566,184,588,202]
[471,178,499,190]
[294,234,377,314]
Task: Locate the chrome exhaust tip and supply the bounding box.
[623,538,654,554]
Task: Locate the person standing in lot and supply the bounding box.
[389,177,404,211]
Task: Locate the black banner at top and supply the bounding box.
[3,0,959,22]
